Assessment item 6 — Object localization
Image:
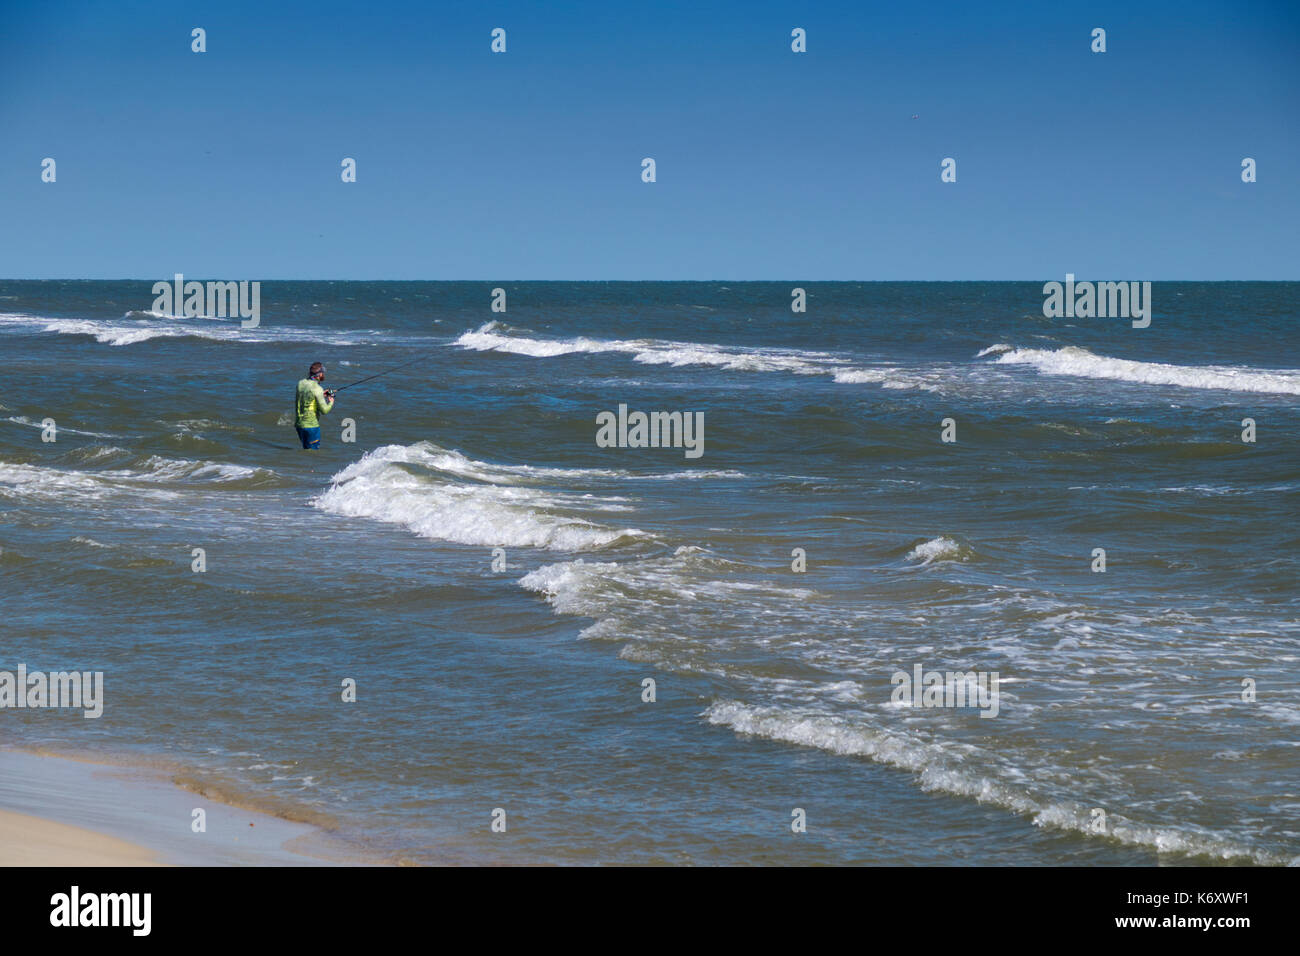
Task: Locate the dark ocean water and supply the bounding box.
[0,280,1296,865]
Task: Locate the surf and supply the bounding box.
[984,345,1300,395]
[314,443,651,551]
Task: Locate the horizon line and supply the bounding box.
[3,277,1298,284]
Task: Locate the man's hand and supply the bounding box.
[324,389,336,400]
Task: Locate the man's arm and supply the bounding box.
[311,381,335,415]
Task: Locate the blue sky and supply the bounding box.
[1,0,1296,279]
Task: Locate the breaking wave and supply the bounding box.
[704,700,1286,865]
[314,443,651,551]
[457,323,935,389]
[985,345,1300,395]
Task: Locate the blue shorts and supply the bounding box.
[296,426,321,449]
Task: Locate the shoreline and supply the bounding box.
[0,748,350,866]
[0,807,164,866]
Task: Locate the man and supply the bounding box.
[294,361,336,449]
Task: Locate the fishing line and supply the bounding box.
[329,354,429,394]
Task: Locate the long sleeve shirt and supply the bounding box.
[294,378,334,428]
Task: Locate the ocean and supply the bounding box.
[0,280,1296,865]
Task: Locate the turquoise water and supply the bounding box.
[1,280,1296,864]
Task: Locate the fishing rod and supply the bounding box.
[326,355,428,396]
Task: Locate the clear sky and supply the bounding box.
[1,0,1296,279]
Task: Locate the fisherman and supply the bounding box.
[294,361,336,450]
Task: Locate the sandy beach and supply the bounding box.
[0,807,163,866]
[0,749,342,866]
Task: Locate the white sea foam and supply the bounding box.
[113,456,261,483]
[987,345,1300,395]
[0,311,203,345]
[906,536,966,565]
[71,450,266,483]
[171,419,244,433]
[831,368,891,384]
[0,454,270,503]
[121,309,226,321]
[0,462,172,501]
[353,442,627,485]
[327,441,744,487]
[456,324,618,358]
[513,511,1289,863]
[74,445,128,460]
[518,551,815,647]
[457,323,832,373]
[63,322,187,346]
[315,443,648,551]
[517,559,627,618]
[704,700,1282,864]
[456,323,934,389]
[641,469,747,481]
[630,343,826,374]
[4,416,118,438]
[0,311,386,347]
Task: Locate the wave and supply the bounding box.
[0,452,279,502]
[457,322,936,389]
[314,443,650,551]
[640,469,747,481]
[516,530,1291,864]
[986,345,1300,395]
[456,322,835,373]
[463,326,1300,397]
[0,311,232,346]
[517,547,815,645]
[105,454,264,483]
[122,309,183,319]
[456,323,619,358]
[122,309,223,320]
[704,700,1286,865]
[166,418,253,435]
[324,441,741,487]
[0,311,392,348]
[5,415,118,438]
[831,368,890,384]
[0,461,175,501]
[905,536,971,565]
[63,446,273,484]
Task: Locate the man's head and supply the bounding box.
[309,361,325,381]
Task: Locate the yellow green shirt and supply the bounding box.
[295,378,334,428]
